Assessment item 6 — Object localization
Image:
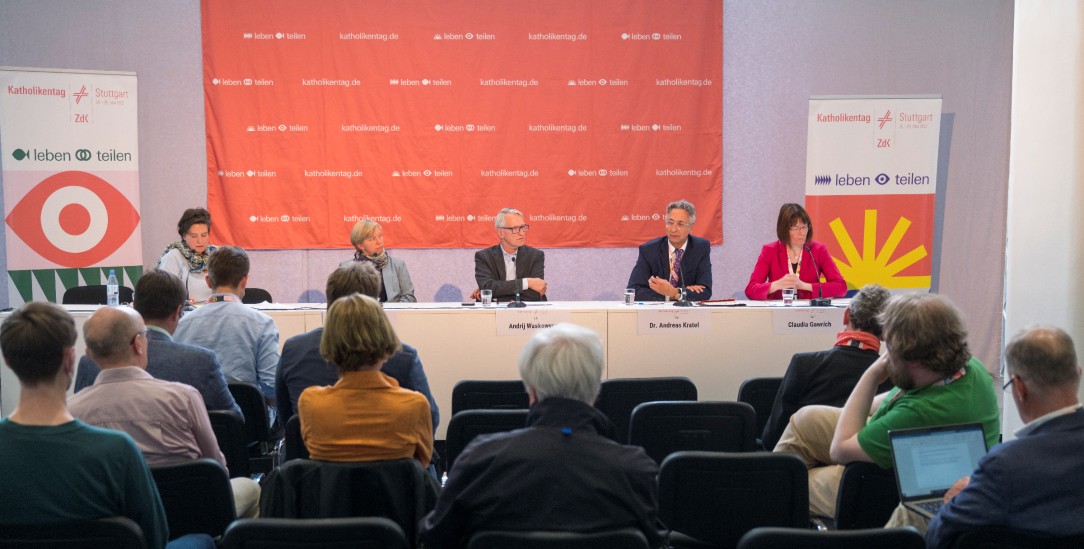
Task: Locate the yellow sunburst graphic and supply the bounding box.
[828,209,930,290]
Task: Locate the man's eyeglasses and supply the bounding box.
[1003,374,1015,391]
[499,224,529,234]
[664,219,691,229]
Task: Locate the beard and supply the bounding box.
[887,358,917,390]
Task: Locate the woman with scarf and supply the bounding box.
[157,207,216,304]
[759,283,894,450]
[339,219,416,302]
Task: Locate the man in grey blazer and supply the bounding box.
[474,207,548,301]
[74,269,241,418]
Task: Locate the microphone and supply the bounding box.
[805,245,832,307]
[508,255,526,308]
[673,251,694,307]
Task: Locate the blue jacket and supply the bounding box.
[628,235,712,301]
[926,407,1084,547]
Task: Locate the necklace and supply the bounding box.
[787,246,802,274]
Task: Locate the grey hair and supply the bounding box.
[518,323,604,404]
[1006,325,1080,390]
[495,208,524,229]
[666,200,696,225]
[848,283,891,338]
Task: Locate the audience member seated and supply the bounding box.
[175,245,280,419]
[73,269,241,417]
[926,326,1084,546]
[773,293,999,519]
[418,323,662,548]
[298,293,433,464]
[0,302,201,549]
[69,306,260,519]
[474,207,547,301]
[276,262,438,430]
[761,283,891,450]
[626,199,712,301]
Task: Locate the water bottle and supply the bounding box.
[106,269,119,306]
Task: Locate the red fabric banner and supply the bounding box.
[202,0,722,249]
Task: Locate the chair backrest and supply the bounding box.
[0,516,146,549]
[241,287,273,304]
[445,409,529,473]
[209,410,251,477]
[284,413,309,461]
[260,458,440,545]
[467,528,650,549]
[736,377,783,444]
[659,451,808,549]
[951,527,1084,549]
[150,458,236,539]
[737,526,925,549]
[61,284,135,305]
[228,380,272,447]
[221,517,409,549]
[451,380,529,416]
[833,461,900,529]
[629,401,757,463]
[595,377,698,444]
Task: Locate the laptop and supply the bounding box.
[888,423,988,520]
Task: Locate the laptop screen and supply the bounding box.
[889,423,988,500]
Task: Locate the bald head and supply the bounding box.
[1006,326,1081,422]
[84,307,147,369]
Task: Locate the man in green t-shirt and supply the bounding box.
[774,293,1000,520]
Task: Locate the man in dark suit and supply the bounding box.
[275,262,439,431]
[627,199,712,301]
[926,326,1084,546]
[761,283,892,450]
[74,269,241,418]
[474,207,547,301]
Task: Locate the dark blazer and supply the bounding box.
[627,235,713,301]
[474,244,546,301]
[760,344,889,450]
[274,327,440,431]
[74,328,242,418]
[926,408,1084,547]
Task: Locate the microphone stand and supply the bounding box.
[805,245,833,307]
[673,253,694,307]
[507,256,527,308]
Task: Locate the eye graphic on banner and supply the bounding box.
[6,171,140,268]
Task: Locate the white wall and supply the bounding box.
[1002,0,1084,436]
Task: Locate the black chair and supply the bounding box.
[451,380,530,415]
[832,461,900,530]
[445,409,529,473]
[260,458,439,547]
[595,377,698,444]
[0,516,146,548]
[209,409,251,478]
[61,284,134,305]
[737,526,925,549]
[242,287,273,304]
[659,451,808,549]
[736,377,782,449]
[629,401,757,463]
[283,413,309,461]
[227,380,279,473]
[467,528,650,549]
[221,517,409,549]
[150,458,236,539]
[952,527,1084,549]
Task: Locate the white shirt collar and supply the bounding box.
[1015,403,1083,437]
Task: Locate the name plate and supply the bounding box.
[636,309,712,335]
[771,307,844,334]
[495,308,573,336]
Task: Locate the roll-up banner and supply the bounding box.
[805,95,942,293]
[1,67,143,304]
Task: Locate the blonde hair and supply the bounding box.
[349,219,381,250]
[320,293,400,372]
